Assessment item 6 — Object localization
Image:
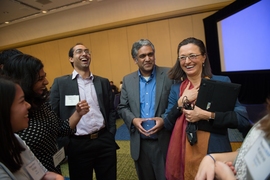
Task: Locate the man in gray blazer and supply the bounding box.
[50,43,119,180]
[118,39,172,180]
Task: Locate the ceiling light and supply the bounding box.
[5,22,10,24]
[42,10,47,14]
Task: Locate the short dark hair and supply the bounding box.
[0,77,25,172]
[168,37,212,80]
[68,43,84,67]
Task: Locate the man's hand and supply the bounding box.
[132,118,150,136]
[132,117,164,137]
[147,117,164,135]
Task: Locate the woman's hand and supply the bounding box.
[42,172,64,180]
[76,100,90,116]
[183,105,204,122]
[178,82,199,107]
[195,155,215,180]
[215,161,236,180]
[224,161,237,175]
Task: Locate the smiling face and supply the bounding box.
[179,43,206,78]
[10,85,31,132]
[70,44,91,71]
[134,45,155,77]
[33,68,49,95]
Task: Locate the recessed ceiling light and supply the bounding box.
[42,10,47,13]
[5,22,10,24]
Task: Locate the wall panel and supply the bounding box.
[90,31,112,79]
[147,20,173,67]
[40,41,62,88]
[72,34,92,49]
[28,43,45,62]
[108,27,130,85]
[57,37,74,76]
[18,45,33,56]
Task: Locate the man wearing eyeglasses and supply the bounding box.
[49,43,119,180]
[118,39,173,180]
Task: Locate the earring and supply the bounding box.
[202,63,205,67]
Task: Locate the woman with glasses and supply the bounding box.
[3,54,90,174]
[163,37,250,180]
[0,77,64,180]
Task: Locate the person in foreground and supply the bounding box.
[163,37,250,180]
[3,54,90,174]
[0,77,64,180]
[50,43,119,180]
[118,39,173,180]
[196,97,270,180]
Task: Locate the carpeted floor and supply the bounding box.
[61,119,244,179]
[115,124,130,140]
[228,128,244,142]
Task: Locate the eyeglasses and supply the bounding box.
[178,54,201,61]
[74,49,90,55]
[138,52,154,59]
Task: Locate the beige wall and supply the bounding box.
[17,11,214,88]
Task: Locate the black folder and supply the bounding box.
[195,78,241,112]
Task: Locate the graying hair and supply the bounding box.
[131,39,155,59]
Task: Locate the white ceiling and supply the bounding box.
[0,0,104,27]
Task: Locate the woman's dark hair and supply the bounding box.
[0,49,23,75]
[0,77,25,172]
[168,37,212,80]
[3,54,48,111]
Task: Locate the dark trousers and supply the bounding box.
[68,130,117,180]
[135,139,166,180]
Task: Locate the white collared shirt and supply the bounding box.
[72,70,105,135]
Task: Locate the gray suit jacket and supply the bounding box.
[118,66,173,160]
[49,74,117,135]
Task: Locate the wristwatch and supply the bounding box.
[209,112,215,120]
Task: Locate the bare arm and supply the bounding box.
[195,151,238,180]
